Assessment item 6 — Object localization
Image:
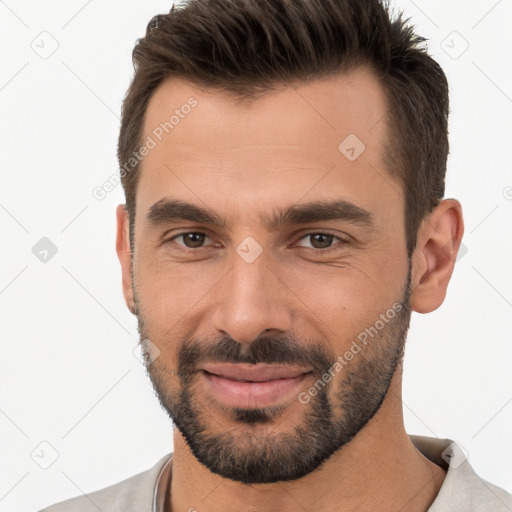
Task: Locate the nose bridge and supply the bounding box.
[211,247,293,343]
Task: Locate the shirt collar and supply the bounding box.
[153,453,173,512]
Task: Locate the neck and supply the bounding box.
[168,371,446,512]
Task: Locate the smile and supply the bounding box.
[199,363,312,408]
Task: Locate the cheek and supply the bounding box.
[283,258,404,346]
[134,258,219,336]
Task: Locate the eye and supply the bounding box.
[169,232,214,249]
[295,232,347,251]
[165,231,348,253]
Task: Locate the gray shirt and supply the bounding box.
[39,435,512,511]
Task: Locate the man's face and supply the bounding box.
[127,67,413,484]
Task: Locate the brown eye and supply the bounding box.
[172,232,210,249]
[309,234,335,249]
[296,233,343,250]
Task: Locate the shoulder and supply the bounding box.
[432,463,512,511]
[437,455,512,512]
[410,436,512,511]
[38,453,173,512]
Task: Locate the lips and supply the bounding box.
[200,363,310,382]
[198,363,312,408]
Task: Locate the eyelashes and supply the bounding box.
[166,231,348,254]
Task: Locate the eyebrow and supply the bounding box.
[145,198,375,231]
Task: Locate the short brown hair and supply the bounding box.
[118,0,449,258]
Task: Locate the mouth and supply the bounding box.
[198,363,312,408]
[201,362,310,381]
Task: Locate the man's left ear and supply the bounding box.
[410,198,465,314]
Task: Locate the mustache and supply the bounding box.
[177,334,334,378]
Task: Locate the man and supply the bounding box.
[41,0,512,510]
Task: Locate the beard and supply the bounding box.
[133,259,412,484]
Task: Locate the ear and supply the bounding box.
[410,198,465,314]
[116,204,136,315]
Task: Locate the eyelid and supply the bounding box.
[166,229,349,253]
[168,231,215,250]
[292,231,349,252]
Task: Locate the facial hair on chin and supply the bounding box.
[134,260,413,484]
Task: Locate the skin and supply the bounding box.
[116,66,464,511]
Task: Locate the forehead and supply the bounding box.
[136,66,402,227]
[142,65,389,145]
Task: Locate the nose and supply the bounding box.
[210,252,293,344]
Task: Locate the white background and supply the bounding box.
[1,1,511,510]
